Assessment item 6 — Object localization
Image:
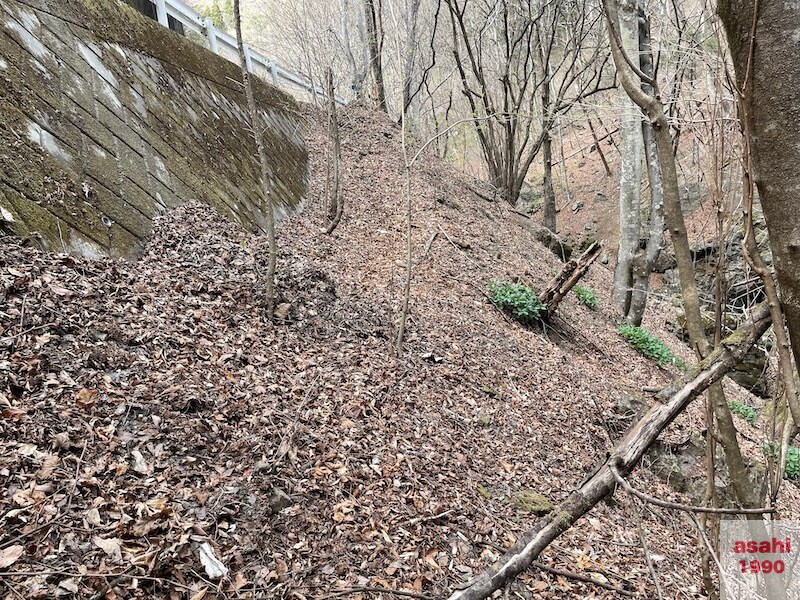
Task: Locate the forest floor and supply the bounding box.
[1,105,798,600]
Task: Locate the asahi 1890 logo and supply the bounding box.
[720,520,800,599]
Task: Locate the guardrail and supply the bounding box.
[147,0,346,105]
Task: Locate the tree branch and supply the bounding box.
[608,460,775,515]
[448,302,772,600]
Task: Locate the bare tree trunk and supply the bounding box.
[449,303,772,600]
[611,0,643,314]
[742,169,800,493]
[542,81,557,232]
[429,86,453,158]
[626,7,663,326]
[364,0,387,111]
[396,138,412,355]
[325,69,345,234]
[232,0,276,318]
[718,0,800,441]
[586,116,612,177]
[401,0,421,119]
[340,0,368,99]
[626,123,663,325]
[542,132,557,232]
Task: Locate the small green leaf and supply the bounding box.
[574,285,598,310]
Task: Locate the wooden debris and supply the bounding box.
[538,241,602,316]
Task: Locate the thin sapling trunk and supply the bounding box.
[233,0,277,318]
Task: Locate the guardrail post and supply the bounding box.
[269,63,279,87]
[243,44,254,73]
[155,0,169,27]
[204,17,219,53]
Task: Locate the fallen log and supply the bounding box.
[538,241,602,317]
[448,302,772,600]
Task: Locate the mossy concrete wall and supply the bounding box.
[0,0,307,258]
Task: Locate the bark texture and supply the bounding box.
[611,0,643,313]
[538,241,602,316]
[626,8,663,326]
[719,0,800,410]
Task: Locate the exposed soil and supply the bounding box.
[1,105,796,600]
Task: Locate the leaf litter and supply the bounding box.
[1,104,797,599]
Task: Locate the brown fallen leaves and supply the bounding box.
[2,105,796,600]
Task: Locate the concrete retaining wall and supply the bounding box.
[0,0,308,257]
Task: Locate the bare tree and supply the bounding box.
[610,0,643,312]
[340,0,369,99]
[444,0,611,206]
[400,0,444,123]
[325,68,344,235]
[325,68,345,234]
[364,0,388,110]
[400,0,421,116]
[625,5,664,326]
[233,0,277,318]
[540,105,557,231]
[393,115,494,354]
[537,16,557,231]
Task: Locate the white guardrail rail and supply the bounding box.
[148,0,346,105]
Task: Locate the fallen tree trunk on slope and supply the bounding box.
[448,302,772,600]
[538,241,602,317]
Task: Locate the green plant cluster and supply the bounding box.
[764,443,800,480]
[788,446,800,480]
[487,279,545,325]
[617,323,687,369]
[728,400,757,424]
[573,285,598,310]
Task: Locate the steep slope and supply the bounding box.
[1,105,794,599]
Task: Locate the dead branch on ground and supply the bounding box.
[448,302,771,600]
[538,241,602,317]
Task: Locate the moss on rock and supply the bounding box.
[0,0,307,257]
[510,490,555,515]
